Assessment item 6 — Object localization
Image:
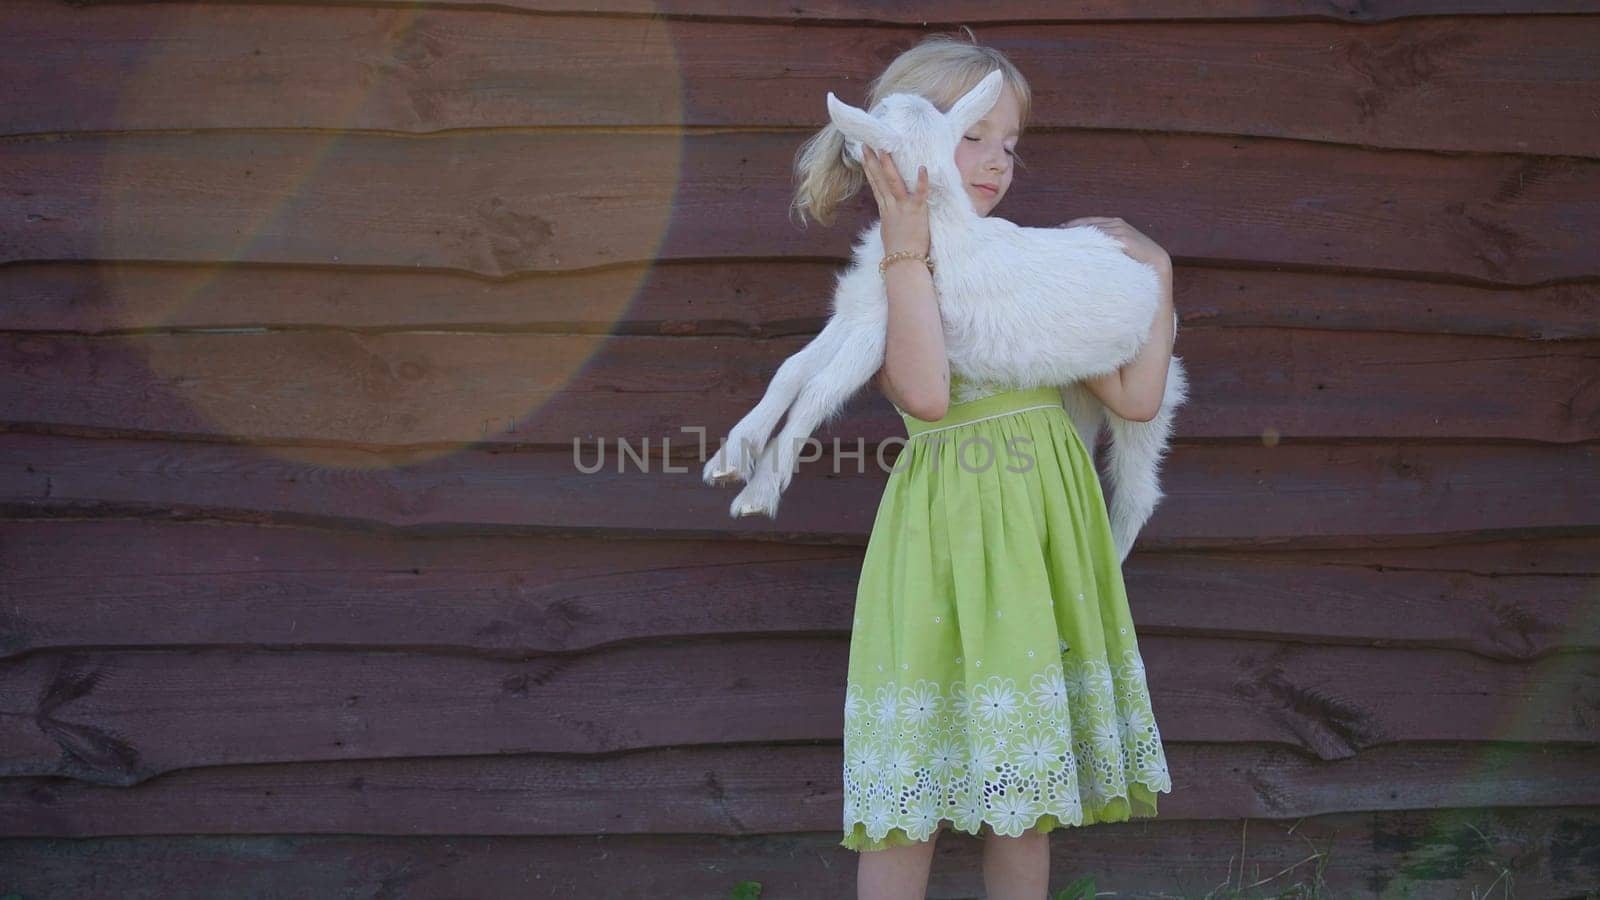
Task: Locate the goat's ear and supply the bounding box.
[944,68,1005,136]
[827,91,895,164]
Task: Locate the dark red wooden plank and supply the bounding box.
[3,130,1595,282]
[1127,544,1600,661]
[2,329,1596,444]
[208,0,1600,20]
[0,806,1595,898]
[0,742,1595,837]
[0,260,1596,342]
[0,637,1593,783]
[3,521,1596,662]
[1,433,1594,544]
[4,4,1597,156]
[551,0,1600,19]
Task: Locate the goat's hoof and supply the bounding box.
[706,466,742,487]
[702,452,743,486]
[729,492,773,518]
[730,481,781,518]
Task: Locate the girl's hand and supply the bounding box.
[1060,216,1171,272]
[861,146,931,258]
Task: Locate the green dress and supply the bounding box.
[840,371,1172,852]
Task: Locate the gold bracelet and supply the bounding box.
[879,250,935,279]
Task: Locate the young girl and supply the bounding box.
[790,31,1177,898]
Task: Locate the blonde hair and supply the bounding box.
[790,27,1033,229]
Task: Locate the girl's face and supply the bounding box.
[954,81,1022,217]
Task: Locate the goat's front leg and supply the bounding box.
[703,316,851,487]
[730,328,886,517]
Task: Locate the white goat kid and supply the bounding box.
[703,68,1189,563]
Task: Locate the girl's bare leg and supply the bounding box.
[981,824,1050,900]
[856,822,948,900]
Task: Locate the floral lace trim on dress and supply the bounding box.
[842,648,1171,848]
[950,376,1013,405]
[890,375,1016,417]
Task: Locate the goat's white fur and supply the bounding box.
[703,69,1189,563]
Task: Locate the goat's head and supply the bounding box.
[826,68,1006,218]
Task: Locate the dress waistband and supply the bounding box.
[900,385,1064,438]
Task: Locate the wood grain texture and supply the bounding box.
[4,129,1597,281]
[55,0,1600,20]
[4,4,1598,156]
[0,636,1594,784]
[0,807,1594,897]
[0,743,1596,836]
[2,328,1595,444]
[3,522,1597,663]
[0,260,1596,341]
[2,433,1595,544]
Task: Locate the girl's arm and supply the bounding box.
[859,145,948,422]
[1083,257,1175,422]
[1058,216,1175,422]
[877,258,950,421]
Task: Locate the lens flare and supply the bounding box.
[96,2,684,472]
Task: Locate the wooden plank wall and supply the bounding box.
[2,1,1598,897]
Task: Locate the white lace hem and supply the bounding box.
[841,653,1173,848]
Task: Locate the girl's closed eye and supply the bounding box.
[965,134,1017,157]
